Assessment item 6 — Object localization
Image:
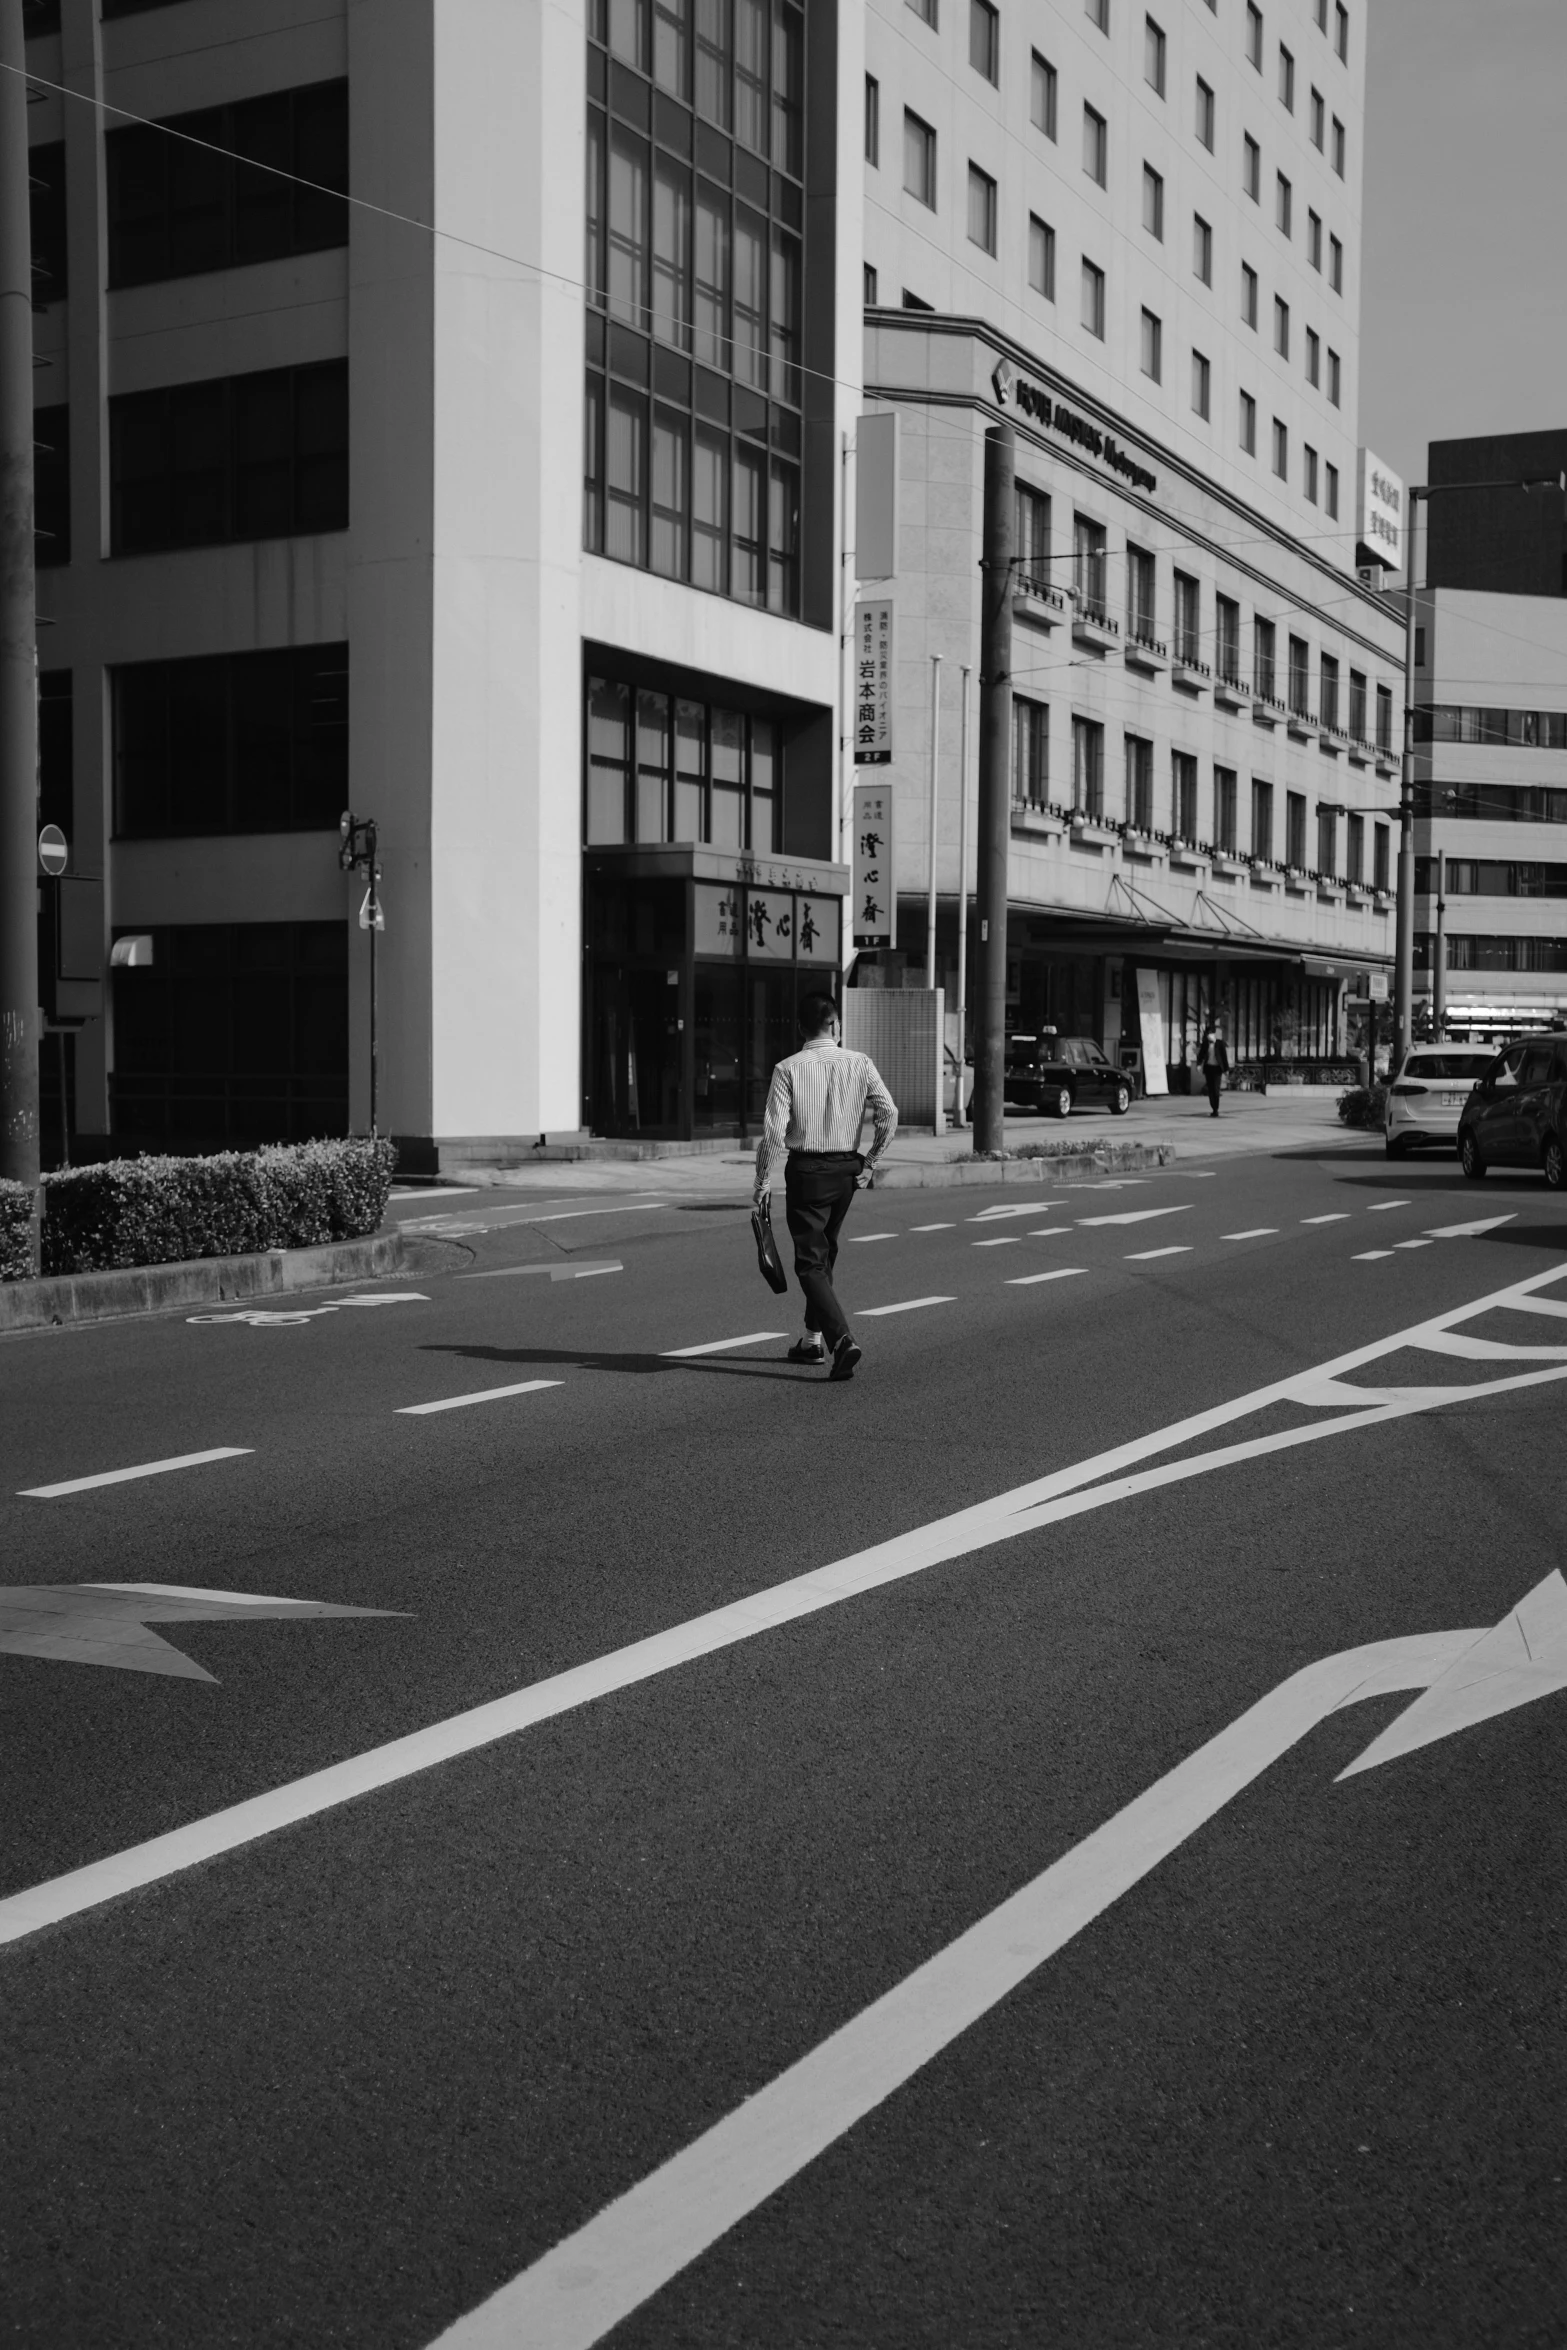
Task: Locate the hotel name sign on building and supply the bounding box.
[992,360,1157,496]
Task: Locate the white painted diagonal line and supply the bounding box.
[1076,1206,1191,1228]
[6,1262,1567,1950]
[422,1627,1480,2350]
[1424,1216,1517,1239]
[1006,1268,1089,1286]
[858,1296,955,1317]
[462,1262,622,1282]
[1127,1246,1193,1261]
[1354,1251,1395,1261]
[1222,1229,1277,1240]
[397,1382,563,1416]
[1367,1200,1411,1212]
[19,1448,252,1500]
[660,1333,787,1358]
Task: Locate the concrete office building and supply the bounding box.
[26,0,862,1161]
[1412,431,1567,1040]
[856,0,1404,1085]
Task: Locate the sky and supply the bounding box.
[1360,0,1567,491]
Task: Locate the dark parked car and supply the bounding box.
[1005,1029,1133,1118]
[1458,1033,1567,1186]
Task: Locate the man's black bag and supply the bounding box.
[750,1196,789,1294]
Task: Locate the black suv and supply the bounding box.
[1458,1032,1567,1186]
[1004,1030,1133,1118]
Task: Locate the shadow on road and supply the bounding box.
[419,1342,807,1381]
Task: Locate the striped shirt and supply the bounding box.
[754,1038,899,1197]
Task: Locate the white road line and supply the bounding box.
[909,1223,955,1233]
[18,1448,253,1501]
[1395,1239,1434,1250]
[1221,1228,1277,1240]
[660,1333,787,1358]
[1301,1214,1351,1225]
[1354,1251,1394,1261]
[461,1262,622,1283]
[1076,1206,1192,1228]
[1425,1216,1516,1239]
[967,1203,1064,1223]
[1126,1246,1194,1261]
[8,1261,1567,1951]
[1006,1268,1089,1286]
[845,1233,898,1243]
[396,1382,563,1416]
[1027,1228,1072,1238]
[425,1626,1478,2350]
[972,1237,1022,1248]
[858,1296,955,1317]
[511,1203,666,1224]
[1367,1200,1411,1212]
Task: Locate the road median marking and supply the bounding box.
[8,1261,1567,1951]
[397,1382,563,1416]
[19,1448,253,1501]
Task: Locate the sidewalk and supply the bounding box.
[392,1091,1361,1207]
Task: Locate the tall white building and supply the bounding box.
[855,0,1403,1082]
[26,0,1400,1162]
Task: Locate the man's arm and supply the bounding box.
[754,1061,792,1202]
[858,1058,899,1185]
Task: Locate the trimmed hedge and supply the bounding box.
[31,1138,396,1280]
[1337,1083,1389,1132]
[0,1179,34,1282]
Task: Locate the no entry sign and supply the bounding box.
[37,825,67,878]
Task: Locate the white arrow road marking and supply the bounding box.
[397,1381,564,1416]
[1076,1206,1192,1228]
[426,1604,1547,2350]
[0,1583,395,1680]
[1423,1216,1517,1239]
[1340,1572,1567,1778]
[660,1333,788,1358]
[967,1203,1066,1222]
[5,1261,1567,1950]
[19,1448,252,1500]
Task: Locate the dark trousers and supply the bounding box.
[1204,1065,1224,1113]
[784,1152,862,1348]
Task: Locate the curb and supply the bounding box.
[874,1140,1174,1190]
[0,1231,407,1336]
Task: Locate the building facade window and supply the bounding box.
[1243,132,1260,200]
[970,0,999,83]
[1254,615,1276,700]
[1032,53,1058,138]
[1193,212,1212,283]
[1245,1,1263,69]
[1272,416,1288,478]
[1085,0,1109,32]
[1347,809,1364,883]
[586,676,783,850]
[110,361,348,554]
[106,80,348,287]
[1348,669,1367,739]
[1305,326,1320,385]
[1215,764,1238,851]
[1127,543,1156,642]
[1191,348,1211,419]
[864,74,879,164]
[1074,512,1107,612]
[1278,44,1294,107]
[863,263,878,304]
[1374,821,1390,892]
[1125,733,1154,831]
[1274,294,1289,356]
[1081,257,1106,338]
[1252,777,1273,860]
[1029,214,1056,299]
[1195,75,1215,150]
[1325,460,1339,517]
[1330,232,1343,290]
[1303,444,1318,503]
[1239,389,1256,455]
[1308,207,1322,268]
[1242,261,1258,326]
[113,646,348,837]
[1276,172,1291,235]
[1083,104,1108,187]
[28,139,67,304]
[1289,635,1310,715]
[37,670,72,838]
[1173,749,1198,839]
[1015,481,1051,579]
[1310,88,1325,147]
[1013,696,1049,806]
[1144,14,1166,94]
[1143,163,1164,240]
[33,404,70,567]
[1328,348,1341,405]
[1140,308,1162,381]
[1336,2,1349,59]
[1286,790,1307,868]
[1320,652,1339,729]
[1174,572,1200,662]
[904,109,937,205]
[1331,116,1345,174]
[1216,594,1240,684]
[907,0,937,27]
[1072,716,1104,816]
[967,163,997,253]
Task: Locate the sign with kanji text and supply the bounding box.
[852,782,896,948]
[853,600,894,766]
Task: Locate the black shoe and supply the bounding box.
[829,1335,862,1381]
[788,1336,827,1363]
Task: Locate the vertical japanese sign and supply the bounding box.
[1135,967,1169,1097]
[853,600,894,766]
[852,782,896,948]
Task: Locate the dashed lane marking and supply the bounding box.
[1354,1251,1395,1261]
[968,1203,1066,1223]
[858,1297,955,1318]
[1222,1229,1278,1240]
[660,1333,788,1358]
[1076,1206,1192,1229]
[909,1223,955,1233]
[396,1382,563,1416]
[844,1233,898,1243]
[1395,1239,1435,1250]
[1126,1246,1194,1261]
[1006,1268,1090,1286]
[1367,1200,1411,1212]
[1301,1214,1351,1225]
[19,1448,253,1501]
[972,1237,1022,1248]
[1027,1228,1073,1238]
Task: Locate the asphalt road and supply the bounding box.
[2,1136,1565,2348]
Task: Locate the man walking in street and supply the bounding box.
[1197,1017,1230,1116]
[754,992,898,1381]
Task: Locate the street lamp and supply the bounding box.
[338,812,384,1135]
[1395,474,1566,1063]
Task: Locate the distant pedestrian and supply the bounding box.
[1197,1019,1230,1116]
[754,993,898,1381]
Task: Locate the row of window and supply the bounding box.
[1414,859,1567,899]
[1414,706,1567,750]
[591,0,805,175]
[1413,935,1567,976]
[1014,708,1389,882]
[1415,785,1567,828]
[1078,0,1351,69]
[586,677,783,850]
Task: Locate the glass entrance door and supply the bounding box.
[589,963,684,1136]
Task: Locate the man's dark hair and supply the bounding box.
[798,990,840,1038]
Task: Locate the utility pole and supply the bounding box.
[339,813,383,1135]
[1394,502,1419,1068]
[953,664,970,1131]
[0,0,40,1233]
[972,423,1013,1155]
[1432,848,1447,1040]
[924,654,940,989]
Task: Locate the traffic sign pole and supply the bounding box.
[0,0,41,1233]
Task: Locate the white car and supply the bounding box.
[1384,1045,1497,1156]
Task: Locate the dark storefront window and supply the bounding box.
[33,403,69,567]
[107,81,348,287]
[38,671,72,837]
[113,645,348,836]
[110,361,347,553]
[111,921,348,1148]
[586,673,780,849]
[584,0,807,614]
